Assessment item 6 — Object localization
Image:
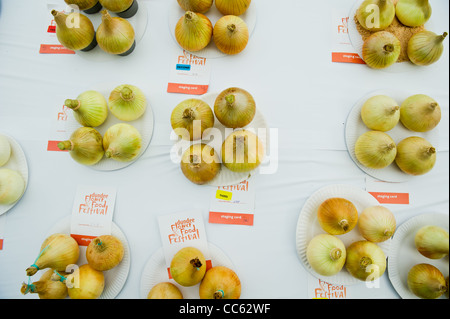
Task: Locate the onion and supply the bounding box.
[96,10,136,56]
[395,0,432,27]
[65,90,108,127]
[395,136,436,176]
[103,123,142,162]
[0,168,25,205]
[64,0,102,14]
[362,31,401,69]
[199,266,241,299]
[171,98,215,141]
[0,135,11,167]
[213,15,249,55]
[215,0,251,16]
[317,197,358,235]
[400,94,441,132]
[356,0,395,31]
[407,264,447,299]
[221,129,264,172]
[408,31,448,66]
[180,143,221,185]
[360,95,400,132]
[358,206,396,243]
[26,233,80,276]
[66,264,105,299]
[415,225,449,259]
[21,269,68,299]
[355,131,397,169]
[147,282,183,299]
[58,127,104,166]
[86,235,124,271]
[177,0,213,13]
[214,87,256,128]
[306,234,346,276]
[108,84,147,121]
[345,240,386,281]
[170,247,206,287]
[99,0,139,18]
[175,11,213,52]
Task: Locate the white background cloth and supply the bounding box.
[0,0,448,299]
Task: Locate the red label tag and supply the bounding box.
[71,234,97,246]
[39,44,75,54]
[167,83,209,95]
[209,212,254,226]
[369,192,410,205]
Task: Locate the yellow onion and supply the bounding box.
[51,10,97,51]
[362,31,401,69]
[408,31,448,66]
[199,266,241,299]
[170,247,206,287]
[215,0,251,16]
[58,127,104,166]
[400,94,441,132]
[306,234,346,276]
[317,197,358,235]
[213,15,249,55]
[65,90,108,127]
[97,10,136,56]
[99,0,138,18]
[180,143,221,185]
[108,84,146,121]
[147,282,183,299]
[214,87,255,128]
[355,131,397,169]
[415,226,449,259]
[21,269,68,299]
[177,0,213,13]
[64,0,102,14]
[175,11,213,52]
[358,206,396,243]
[356,0,395,31]
[221,129,264,172]
[407,264,447,299]
[86,235,124,271]
[361,95,400,131]
[395,136,436,175]
[0,135,11,167]
[103,123,142,162]
[171,99,215,141]
[65,264,105,299]
[396,0,431,27]
[0,168,25,205]
[26,233,80,276]
[345,240,386,281]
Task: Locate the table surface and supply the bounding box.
[0,0,448,299]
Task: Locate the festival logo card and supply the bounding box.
[70,185,117,246]
[365,176,410,205]
[331,9,364,64]
[47,103,70,152]
[308,276,350,299]
[158,210,211,279]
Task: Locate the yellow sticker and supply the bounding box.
[216,190,232,201]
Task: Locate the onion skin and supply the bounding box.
[147,282,183,299]
[345,240,386,281]
[395,0,431,27]
[65,90,108,127]
[180,143,221,185]
[215,0,251,16]
[356,0,395,31]
[199,266,241,299]
[97,10,135,55]
[0,168,25,205]
[213,15,249,55]
[395,136,436,176]
[361,95,400,132]
[400,94,441,132]
[415,226,449,259]
[170,247,206,287]
[221,130,264,173]
[408,31,448,66]
[355,131,397,169]
[58,127,104,166]
[306,234,346,276]
[362,31,401,69]
[103,123,142,162]
[52,10,96,51]
[317,198,358,235]
[407,264,447,299]
[177,0,213,13]
[67,264,105,299]
[175,11,212,52]
[86,235,124,271]
[214,87,256,128]
[171,99,215,141]
[358,206,396,243]
[21,269,68,299]
[108,84,147,121]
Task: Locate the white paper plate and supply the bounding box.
[345,89,440,182]
[168,1,257,59]
[0,134,29,216]
[44,215,131,299]
[64,82,154,171]
[171,91,269,187]
[348,0,432,73]
[388,213,449,299]
[296,184,391,286]
[139,243,235,299]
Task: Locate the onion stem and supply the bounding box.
[330,248,342,261]
[225,94,235,106]
[214,290,225,299]
[227,24,236,33]
[182,108,196,120]
[384,44,394,53]
[120,87,134,101]
[65,99,81,111]
[190,257,203,269]
[360,256,373,269]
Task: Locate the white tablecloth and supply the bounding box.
[0,0,448,299]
